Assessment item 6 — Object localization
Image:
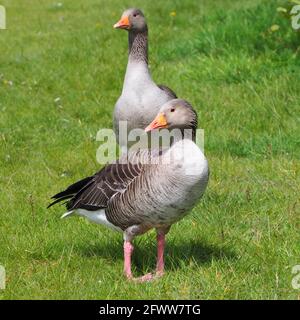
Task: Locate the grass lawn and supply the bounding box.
[0,0,299,299]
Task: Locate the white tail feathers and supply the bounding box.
[60,211,74,219]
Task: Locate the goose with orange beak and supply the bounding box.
[49,100,209,282]
[113,8,178,149]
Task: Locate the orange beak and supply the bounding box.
[145,113,168,132]
[113,16,130,29]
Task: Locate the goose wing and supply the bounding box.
[157,84,177,99]
[48,151,147,211]
[68,161,143,211]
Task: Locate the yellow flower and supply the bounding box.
[3,79,13,86]
[170,11,176,17]
[270,24,280,32]
[276,7,287,13]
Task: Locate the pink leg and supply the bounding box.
[123,227,168,282]
[124,240,153,282]
[123,241,134,279]
[156,233,166,276]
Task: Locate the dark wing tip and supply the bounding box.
[47,194,73,209]
[47,176,94,210]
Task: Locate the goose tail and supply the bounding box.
[47,175,94,209]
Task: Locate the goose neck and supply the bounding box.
[128,29,148,64]
[123,29,152,91]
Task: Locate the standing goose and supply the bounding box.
[113,8,177,148]
[48,99,209,281]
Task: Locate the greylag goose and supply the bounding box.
[113,8,177,149]
[48,99,209,281]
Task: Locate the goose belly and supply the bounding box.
[118,142,209,227]
[75,209,122,232]
[142,173,208,227]
[144,141,208,226]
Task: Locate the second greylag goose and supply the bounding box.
[48,99,209,281]
[113,8,177,149]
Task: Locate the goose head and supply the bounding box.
[145,99,198,133]
[113,8,147,32]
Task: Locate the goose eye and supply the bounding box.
[170,108,175,112]
[133,13,138,17]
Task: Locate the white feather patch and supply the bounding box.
[75,209,122,232]
[61,211,74,219]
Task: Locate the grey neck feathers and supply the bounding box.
[182,127,197,142]
[173,111,198,144]
[128,29,148,64]
[183,109,198,142]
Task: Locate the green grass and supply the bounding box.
[0,0,299,299]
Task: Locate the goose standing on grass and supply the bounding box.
[48,99,209,282]
[113,8,177,148]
